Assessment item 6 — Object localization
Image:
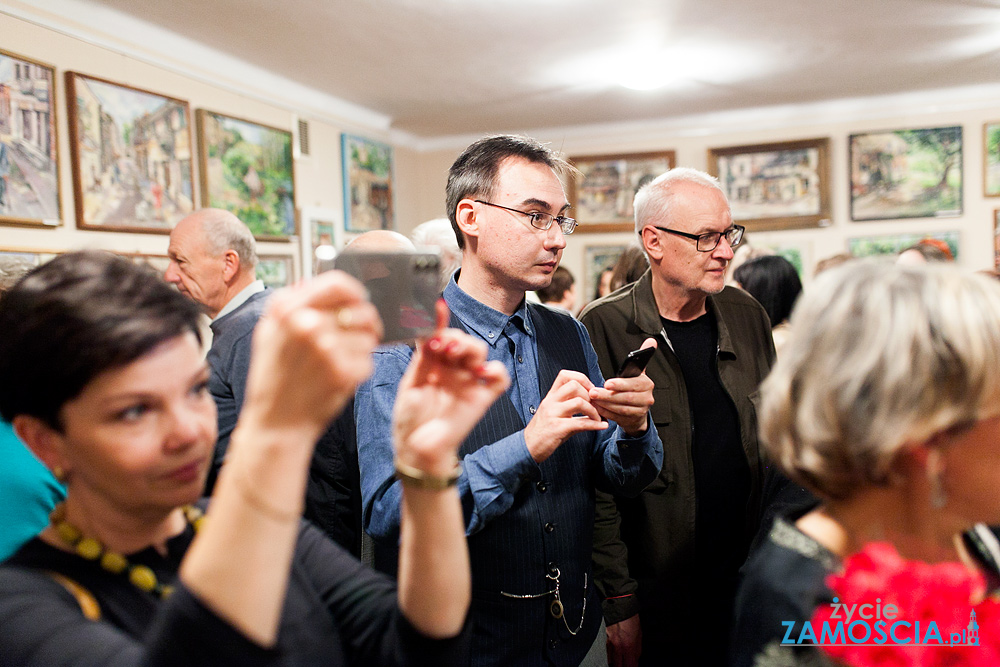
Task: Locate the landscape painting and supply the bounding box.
[198,110,295,239]
[0,51,61,227]
[850,126,962,221]
[342,133,394,232]
[848,230,960,260]
[66,72,194,233]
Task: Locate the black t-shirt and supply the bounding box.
[661,312,751,574]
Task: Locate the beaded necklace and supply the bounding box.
[48,503,204,599]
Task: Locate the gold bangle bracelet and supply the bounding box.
[394,458,462,490]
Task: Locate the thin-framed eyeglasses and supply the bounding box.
[652,224,745,252]
[474,200,578,235]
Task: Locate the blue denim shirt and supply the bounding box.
[356,275,662,539]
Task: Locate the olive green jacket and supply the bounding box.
[579,270,776,626]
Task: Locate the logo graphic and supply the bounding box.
[781,598,981,647]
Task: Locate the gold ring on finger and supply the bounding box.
[335,308,354,328]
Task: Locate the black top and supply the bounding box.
[0,512,469,667]
[661,313,750,572]
[731,505,836,667]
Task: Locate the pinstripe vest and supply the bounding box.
[453,304,603,666]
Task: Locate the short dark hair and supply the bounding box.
[609,246,649,293]
[536,266,575,304]
[0,251,204,428]
[733,255,802,327]
[446,135,572,250]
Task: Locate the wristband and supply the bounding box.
[394,458,462,490]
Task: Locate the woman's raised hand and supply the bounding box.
[392,300,509,477]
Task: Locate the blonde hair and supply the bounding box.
[761,259,1000,500]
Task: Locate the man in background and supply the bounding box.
[580,168,775,666]
[165,208,267,493]
[536,265,577,314]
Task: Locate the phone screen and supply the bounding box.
[333,252,441,343]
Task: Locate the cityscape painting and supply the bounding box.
[66,72,194,233]
[568,151,675,233]
[0,50,61,227]
[198,110,295,240]
[709,138,830,232]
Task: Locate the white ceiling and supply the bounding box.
[16,0,1000,141]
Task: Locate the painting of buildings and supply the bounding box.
[342,133,394,232]
[67,73,193,232]
[0,51,60,226]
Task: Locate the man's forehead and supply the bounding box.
[495,157,568,208]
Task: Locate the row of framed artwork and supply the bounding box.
[0,49,394,239]
[568,124,997,233]
[0,247,297,288]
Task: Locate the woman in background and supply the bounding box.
[0,251,508,666]
[732,261,1000,666]
[733,255,802,356]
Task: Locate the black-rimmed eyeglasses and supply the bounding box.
[652,224,745,252]
[475,200,578,235]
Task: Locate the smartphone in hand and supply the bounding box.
[616,346,656,378]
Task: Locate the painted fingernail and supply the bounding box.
[428,337,442,351]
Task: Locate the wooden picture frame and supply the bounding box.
[0,50,61,228]
[341,133,394,232]
[849,126,962,221]
[985,122,1000,197]
[708,138,831,232]
[197,109,296,240]
[568,151,675,232]
[994,208,1000,271]
[66,72,194,233]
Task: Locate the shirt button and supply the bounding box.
[547,561,558,575]
[536,481,548,493]
[518,355,523,363]
[488,333,494,339]
[548,639,558,650]
[529,405,536,414]
[544,522,556,533]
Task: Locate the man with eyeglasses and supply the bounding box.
[579,168,776,667]
[355,135,663,666]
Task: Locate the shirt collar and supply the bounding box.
[212,280,265,322]
[443,274,533,346]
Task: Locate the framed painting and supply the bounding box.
[341,133,394,232]
[568,151,675,232]
[708,138,830,232]
[257,254,295,288]
[299,206,342,277]
[0,248,60,282]
[847,230,960,260]
[0,50,61,227]
[66,72,194,233]
[985,122,1000,197]
[849,126,962,221]
[197,110,295,240]
[583,243,628,302]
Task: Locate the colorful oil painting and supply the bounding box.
[198,110,295,239]
[342,134,394,232]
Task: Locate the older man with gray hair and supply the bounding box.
[165,208,267,492]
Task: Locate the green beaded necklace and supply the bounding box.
[48,503,205,599]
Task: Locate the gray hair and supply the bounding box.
[197,209,257,270]
[633,167,730,235]
[446,135,572,250]
[411,218,461,289]
[760,260,1000,501]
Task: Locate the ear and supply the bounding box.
[12,414,70,477]
[221,250,241,283]
[455,199,480,243]
[640,227,664,262]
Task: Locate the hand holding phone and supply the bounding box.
[616,345,656,378]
